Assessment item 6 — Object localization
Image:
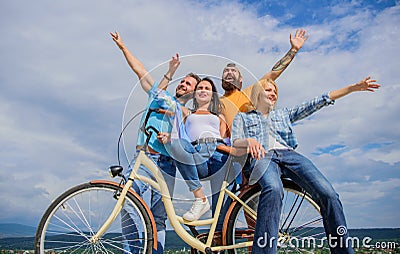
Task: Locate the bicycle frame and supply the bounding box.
[36,109,324,253]
[89,149,256,253]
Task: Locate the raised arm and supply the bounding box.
[287,76,380,123]
[158,53,181,90]
[260,29,309,81]
[329,76,380,100]
[110,31,154,93]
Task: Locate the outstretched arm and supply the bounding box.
[158,53,181,90]
[110,31,154,93]
[287,76,380,123]
[260,29,309,81]
[329,76,380,100]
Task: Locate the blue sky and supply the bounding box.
[0,0,399,230]
[242,0,397,24]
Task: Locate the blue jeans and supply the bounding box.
[122,152,176,254]
[166,139,230,221]
[251,149,353,254]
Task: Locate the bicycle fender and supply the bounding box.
[90,180,158,250]
[221,184,260,245]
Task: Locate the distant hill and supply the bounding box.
[0,223,36,238]
[0,236,34,250]
[348,228,400,242]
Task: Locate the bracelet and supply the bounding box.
[164,74,172,81]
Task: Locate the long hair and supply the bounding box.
[248,78,278,111]
[192,77,223,115]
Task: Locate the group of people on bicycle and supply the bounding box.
[110,29,380,254]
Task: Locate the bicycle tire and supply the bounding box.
[225,179,327,253]
[34,181,154,253]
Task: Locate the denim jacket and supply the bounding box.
[231,110,269,150]
[231,93,335,150]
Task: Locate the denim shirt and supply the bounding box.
[136,83,184,156]
[231,93,335,150]
[231,110,269,150]
[268,93,334,149]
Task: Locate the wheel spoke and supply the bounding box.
[226,183,324,253]
[35,182,153,253]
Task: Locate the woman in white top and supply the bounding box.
[163,77,229,221]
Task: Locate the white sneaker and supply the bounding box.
[183,198,211,221]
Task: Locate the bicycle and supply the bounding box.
[35,108,326,253]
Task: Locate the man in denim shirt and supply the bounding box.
[232,77,380,254]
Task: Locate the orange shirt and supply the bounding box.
[220,85,254,130]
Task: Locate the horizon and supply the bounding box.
[2,222,400,231]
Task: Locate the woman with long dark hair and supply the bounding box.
[161,77,229,221]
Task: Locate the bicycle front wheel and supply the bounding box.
[35,181,154,253]
[225,179,326,253]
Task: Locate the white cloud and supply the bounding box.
[337,178,400,205]
[334,178,400,228]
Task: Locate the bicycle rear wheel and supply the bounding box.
[225,179,327,253]
[35,181,154,253]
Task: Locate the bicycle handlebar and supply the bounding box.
[140,108,174,133]
[140,108,175,151]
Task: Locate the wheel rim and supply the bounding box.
[37,185,150,253]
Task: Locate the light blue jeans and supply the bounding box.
[251,149,353,254]
[121,152,176,254]
[166,138,232,229]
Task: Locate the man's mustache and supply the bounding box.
[177,84,186,90]
[224,73,235,80]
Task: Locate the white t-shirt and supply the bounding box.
[185,113,221,142]
[268,133,290,150]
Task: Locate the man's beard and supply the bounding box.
[222,75,241,91]
[222,81,235,92]
[175,91,192,102]
[175,85,186,98]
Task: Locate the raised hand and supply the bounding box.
[329,76,381,100]
[110,31,125,50]
[168,53,180,75]
[290,29,309,51]
[352,76,381,92]
[267,29,309,78]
